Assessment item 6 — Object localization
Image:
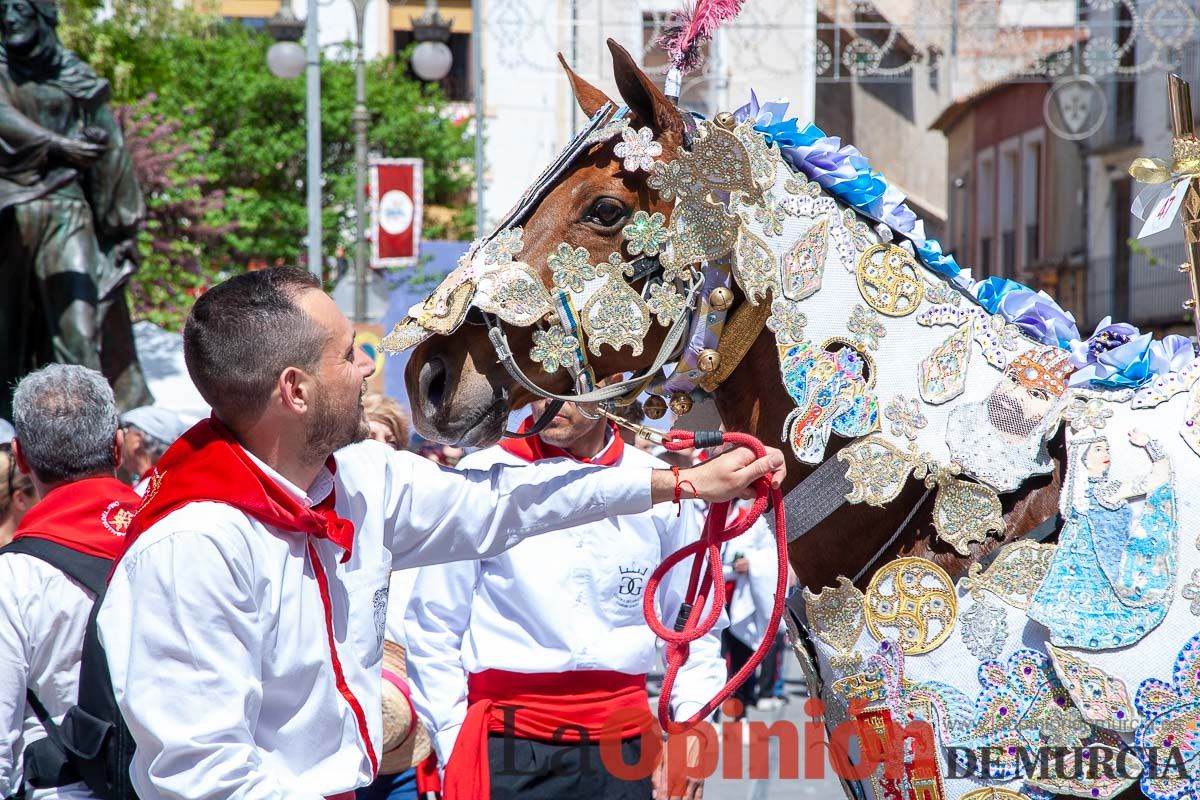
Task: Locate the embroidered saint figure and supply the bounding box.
[945,346,1071,493]
[1028,430,1177,650]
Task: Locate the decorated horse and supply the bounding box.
[385,37,1200,800]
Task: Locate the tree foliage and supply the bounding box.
[61,1,476,328]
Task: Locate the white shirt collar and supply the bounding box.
[240,446,335,509]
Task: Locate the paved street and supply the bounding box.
[650,649,846,800]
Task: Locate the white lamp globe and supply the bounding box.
[411,41,453,82]
[267,41,306,79]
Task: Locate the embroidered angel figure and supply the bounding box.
[1028,429,1178,650]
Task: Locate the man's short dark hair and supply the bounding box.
[184,267,328,425]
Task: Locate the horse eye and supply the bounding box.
[583,198,628,229]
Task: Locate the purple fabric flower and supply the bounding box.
[1069,316,1141,370]
[1149,334,1197,374]
[1068,332,1155,388]
[996,290,1081,350]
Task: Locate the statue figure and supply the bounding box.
[0,0,152,419]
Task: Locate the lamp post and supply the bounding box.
[266,0,322,281]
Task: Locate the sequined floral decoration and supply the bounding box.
[751,198,787,237]
[766,299,808,344]
[919,323,971,405]
[482,227,524,265]
[614,126,661,172]
[782,219,828,302]
[926,467,1006,556]
[622,211,670,257]
[883,395,927,441]
[1133,632,1200,800]
[1182,569,1200,616]
[646,281,686,327]
[848,304,886,351]
[1062,396,1114,432]
[838,435,917,507]
[733,227,779,306]
[529,327,579,374]
[842,207,874,254]
[548,243,596,294]
[648,159,694,202]
[961,540,1056,610]
[919,304,1021,369]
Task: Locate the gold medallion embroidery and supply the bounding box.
[864,557,956,655]
[856,244,924,317]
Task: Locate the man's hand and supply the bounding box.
[733,557,750,575]
[51,134,106,168]
[652,735,706,800]
[651,445,785,505]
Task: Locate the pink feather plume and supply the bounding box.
[657,0,746,74]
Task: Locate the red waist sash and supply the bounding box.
[442,669,653,800]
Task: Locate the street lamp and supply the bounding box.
[266,0,322,280]
[410,7,453,82]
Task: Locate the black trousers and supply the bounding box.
[723,628,758,712]
[488,734,653,799]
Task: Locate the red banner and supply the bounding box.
[370,159,423,267]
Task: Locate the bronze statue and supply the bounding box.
[0,0,152,419]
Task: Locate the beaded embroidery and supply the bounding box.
[883,395,927,441]
[919,323,971,405]
[929,469,1006,556]
[1132,632,1200,800]
[779,338,879,464]
[804,576,866,671]
[1181,379,1200,457]
[1131,357,1200,408]
[621,211,669,257]
[1047,643,1140,732]
[579,255,651,356]
[474,262,554,326]
[864,558,956,656]
[765,298,807,344]
[732,226,780,306]
[960,540,1057,610]
[1183,569,1200,616]
[959,595,1008,661]
[856,244,925,317]
[529,328,579,374]
[782,219,828,301]
[547,243,596,294]
[918,304,1020,370]
[838,435,916,507]
[1028,434,1178,650]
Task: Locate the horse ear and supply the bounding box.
[558,53,612,118]
[607,38,684,139]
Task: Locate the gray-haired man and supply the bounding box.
[0,364,140,800]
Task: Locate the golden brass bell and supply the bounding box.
[714,111,736,130]
[707,287,734,312]
[669,391,694,416]
[642,394,668,420]
[697,349,721,373]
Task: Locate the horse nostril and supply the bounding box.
[420,356,447,416]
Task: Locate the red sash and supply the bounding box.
[442,669,653,800]
[497,417,624,465]
[13,476,140,560]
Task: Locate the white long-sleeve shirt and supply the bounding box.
[405,443,728,763]
[96,439,652,800]
[0,555,97,800]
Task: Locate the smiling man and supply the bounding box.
[95,267,785,800]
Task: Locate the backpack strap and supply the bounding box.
[0,539,110,790]
[0,538,110,596]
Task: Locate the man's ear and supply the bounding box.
[279,366,312,414]
[11,440,30,476]
[113,427,125,471]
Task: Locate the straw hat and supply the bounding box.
[379,640,433,775]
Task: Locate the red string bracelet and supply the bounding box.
[670,466,698,516]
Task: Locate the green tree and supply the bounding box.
[62,2,475,327]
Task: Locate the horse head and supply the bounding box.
[402,40,686,446]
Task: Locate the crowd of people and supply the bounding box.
[0,267,790,800]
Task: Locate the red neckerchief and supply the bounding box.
[497,415,624,466]
[121,417,355,565]
[13,476,140,560]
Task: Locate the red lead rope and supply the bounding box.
[642,430,789,734]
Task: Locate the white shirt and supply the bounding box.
[720,510,780,649]
[96,440,652,800]
[0,554,97,800]
[405,442,728,763]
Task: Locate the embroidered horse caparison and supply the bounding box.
[393,40,1200,800]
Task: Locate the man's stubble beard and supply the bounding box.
[304,381,370,463]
